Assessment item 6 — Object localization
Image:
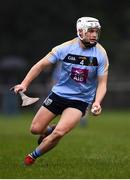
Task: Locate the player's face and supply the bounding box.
[84,28,100,44]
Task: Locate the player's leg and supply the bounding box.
[37,107,82,153]
[30,106,56,135]
[24,108,82,165]
[24,106,57,165]
[32,106,57,145]
[31,106,57,145]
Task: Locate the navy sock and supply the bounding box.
[31,148,42,159]
[47,126,53,133]
[44,126,53,136]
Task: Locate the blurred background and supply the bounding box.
[0,0,130,115]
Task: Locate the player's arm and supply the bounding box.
[14,57,53,93]
[95,73,108,103]
[91,73,108,115]
[91,49,109,115]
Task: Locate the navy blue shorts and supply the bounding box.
[43,92,88,116]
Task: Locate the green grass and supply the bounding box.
[0,110,130,178]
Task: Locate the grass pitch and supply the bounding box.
[0,110,130,179]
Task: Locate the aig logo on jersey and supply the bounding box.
[44,98,53,106]
[71,67,88,83]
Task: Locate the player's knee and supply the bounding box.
[30,124,43,134]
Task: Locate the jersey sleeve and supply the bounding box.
[97,51,109,76]
[45,45,62,64]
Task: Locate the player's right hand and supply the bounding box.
[10,84,27,94]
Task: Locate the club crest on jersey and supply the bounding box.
[79,56,87,60]
[44,98,53,106]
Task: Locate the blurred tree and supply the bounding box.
[0,0,129,79]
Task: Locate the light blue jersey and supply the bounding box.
[46,37,109,104]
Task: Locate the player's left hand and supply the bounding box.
[91,102,102,116]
